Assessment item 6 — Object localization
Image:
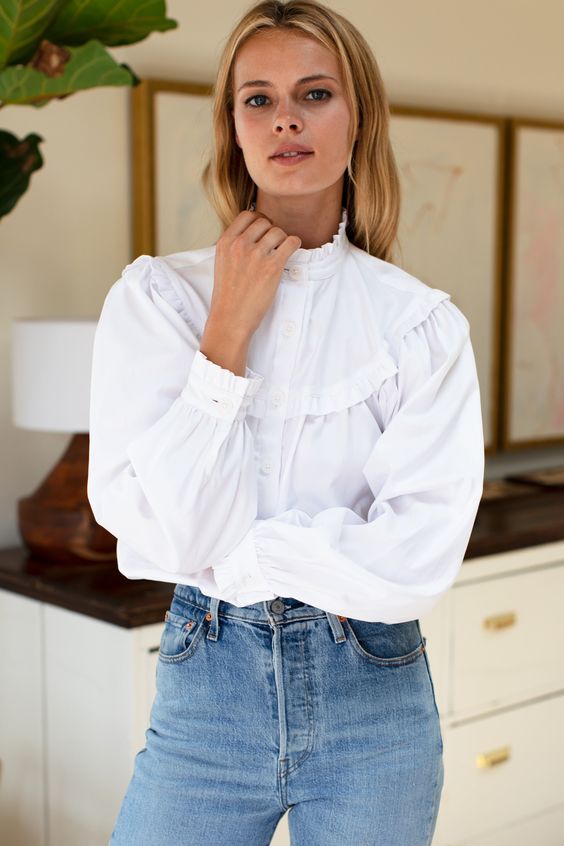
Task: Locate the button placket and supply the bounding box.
[256,279,306,513]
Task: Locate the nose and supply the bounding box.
[274,110,302,133]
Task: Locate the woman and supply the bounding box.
[88,1,484,843]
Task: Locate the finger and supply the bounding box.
[270,233,302,257]
[259,226,290,253]
[242,216,275,243]
[228,210,270,237]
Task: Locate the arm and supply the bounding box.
[87,255,266,582]
[212,297,485,622]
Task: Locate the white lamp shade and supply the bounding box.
[11,318,98,433]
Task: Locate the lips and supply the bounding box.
[273,151,314,158]
[271,145,314,158]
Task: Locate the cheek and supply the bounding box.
[321,113,352,162]
[233,109,260,139]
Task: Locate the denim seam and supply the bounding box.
[423,755,443,846]
[280,631,315,777]
[421,647,444,753]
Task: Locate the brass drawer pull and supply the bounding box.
[483,612,516,630]
[476,745,511,768]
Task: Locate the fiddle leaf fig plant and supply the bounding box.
[0,0,177,218]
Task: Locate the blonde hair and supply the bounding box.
[201,0,401,263]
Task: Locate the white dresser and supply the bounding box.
[1,539,564,845]
[425,539,564,846]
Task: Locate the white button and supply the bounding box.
[271,390,284,407]
[289,266,304,280]
[219,397,233,411]
[282,320,296,337]
[261,461,273,474]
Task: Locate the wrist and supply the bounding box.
[203,313,252,349]
[200,316,252,378]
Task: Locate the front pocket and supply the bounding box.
[158,604,207,664]
[345,618,426,667]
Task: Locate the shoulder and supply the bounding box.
[111,245,217,337]
[347,245,469,343]
[119,245,215,293]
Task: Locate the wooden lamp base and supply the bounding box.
[17,433,117,565]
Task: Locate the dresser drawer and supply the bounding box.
[433,693,564,844]
[450,564,564,715]
[441,801,564,846]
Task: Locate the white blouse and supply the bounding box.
[87,206,485,623]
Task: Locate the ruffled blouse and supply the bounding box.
[87,206,485,622]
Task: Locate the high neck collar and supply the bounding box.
[248,203,350,280]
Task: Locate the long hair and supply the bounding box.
[201,0,401,263]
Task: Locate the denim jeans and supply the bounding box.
[110,583,444,845]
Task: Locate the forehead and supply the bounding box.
[233,29,341,83]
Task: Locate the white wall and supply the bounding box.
[1,0,564,545]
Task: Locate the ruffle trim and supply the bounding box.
[247,350,399,420]
[244,291,459,421]
[393,287,452,338]
[191,349,264,401]
[145,255,206,341]
[249,203,349,266]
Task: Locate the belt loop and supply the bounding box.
[326,611,347,643]
[206,596,221,641]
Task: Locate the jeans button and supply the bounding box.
[269,599,285,614]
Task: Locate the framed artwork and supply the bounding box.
[131,78,218,258]
[503,118,564,449]
[389,106,505,454]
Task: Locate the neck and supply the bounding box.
[252,197,344,250]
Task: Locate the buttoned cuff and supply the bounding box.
[181,349,264,422]
[212,529,274,602]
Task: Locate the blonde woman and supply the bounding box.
[88,1,484,843]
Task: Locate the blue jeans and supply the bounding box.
[110,584,444,845]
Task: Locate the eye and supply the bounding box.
[306,88,332,102]
[243,88,332,108]
[244,93,269,108]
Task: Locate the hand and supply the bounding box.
[209,210,302,339]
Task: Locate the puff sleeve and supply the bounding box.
[87,255,266,581]
[212,297,485,622]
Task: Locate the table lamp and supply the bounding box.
[11,318,117,565]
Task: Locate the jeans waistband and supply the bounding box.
[172,582,348,643]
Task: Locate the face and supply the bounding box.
[231,28,355,204]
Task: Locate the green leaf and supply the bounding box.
[0,39,135,106]
[44,0,177,48]
[0,0,65,69]
[0,129,43,218]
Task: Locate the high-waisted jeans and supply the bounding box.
[109,583,444,845]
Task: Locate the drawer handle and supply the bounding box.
[483,612,516,630]
[476,746,511,768]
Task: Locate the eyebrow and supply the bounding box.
[237,74,338,93]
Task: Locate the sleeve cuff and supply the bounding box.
[181,349,264,422]
[212,528,274,601]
